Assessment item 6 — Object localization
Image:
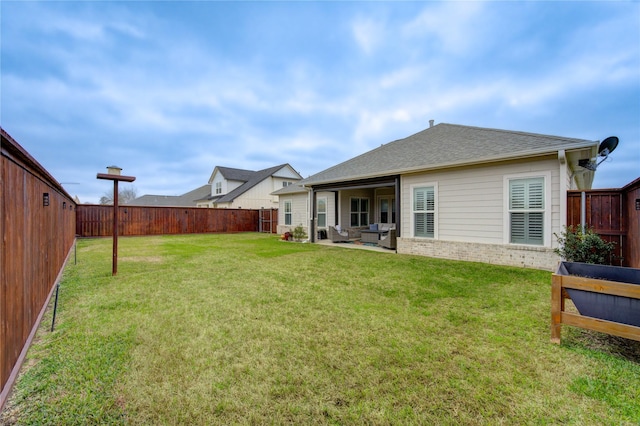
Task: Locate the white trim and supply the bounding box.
[503,171,552,247]
[409,182,438,239]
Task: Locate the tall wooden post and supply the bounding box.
[97,167,135,276]
[112,179,119,275]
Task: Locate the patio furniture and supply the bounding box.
[361,229,387,244]
[328,225,350,243]
[378,229,396,250]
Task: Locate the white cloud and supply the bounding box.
[352,16,384,54]
[403,2,486,54]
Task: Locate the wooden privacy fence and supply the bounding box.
[76,205,277,237]
[1,128,76,410]
[567,177,640,268]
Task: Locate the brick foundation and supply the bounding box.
[397,237,559,270]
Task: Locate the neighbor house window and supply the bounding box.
[413,186,435,238]
[317,197,327,228]
[509,177,544,245]
[284,200,292,225]
[215,182,222,194]
[282,181,293,187]
[350,197,369,227]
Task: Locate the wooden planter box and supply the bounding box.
[551,262,640,343]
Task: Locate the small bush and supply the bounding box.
[554,225,617,265]
[292,224,307,241]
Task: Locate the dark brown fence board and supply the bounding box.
[568,180,640,268]
[1,128,76,410]
[76,205,265,237]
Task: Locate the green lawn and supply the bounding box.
[2,233,639,425]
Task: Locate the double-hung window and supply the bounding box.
[413,186,436,238]
[317,197,327,228]
[284,200,292,226]
[509,177,544,245]
[350,198,369,227]
[215,182,222,194]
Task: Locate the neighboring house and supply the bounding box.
[196,164,302,209]
[126,184,211,207]
[282,122,600,270]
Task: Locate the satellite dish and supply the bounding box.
[580,136,620,171]
[598,136,619,157]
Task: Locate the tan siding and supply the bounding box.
[233,179,280,210]
[402,157,561,245]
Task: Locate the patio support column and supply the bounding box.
[334,191,339,226]
[311,189,317,243]
[395,176,401,237]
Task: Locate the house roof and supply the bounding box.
[204,163,301,203]
[209,166,257,184]
[126,184,211,207]
[302,123,598,186]
[271,183,308,196]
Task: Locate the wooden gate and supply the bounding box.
[259,208,278,233]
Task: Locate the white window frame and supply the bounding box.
[410,182,438,239]
[284,199,292,226]
[215,182,222,194]
[317,197,327,228]
[503,172,551,247]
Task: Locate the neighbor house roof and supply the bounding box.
[209,166,257,184]
[126,184,211,207]
[204,164,301,203]
[302,123,598,186]
[271,183,308,196]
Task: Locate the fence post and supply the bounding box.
[551,274,563,344]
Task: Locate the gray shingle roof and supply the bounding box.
[216,166,256,182]
[271,183,308,196]
[303,123,597,186]
[126,184,211,207]
[208,164,295,203]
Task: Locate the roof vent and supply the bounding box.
[429,119,435,128]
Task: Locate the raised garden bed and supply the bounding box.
[551,261,640,343]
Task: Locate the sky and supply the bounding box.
[1,1,638,204]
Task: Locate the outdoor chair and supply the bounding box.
[328,225,350,243]
[378,229,397,250]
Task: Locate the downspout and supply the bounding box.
[581,192,586,234]
[558,150,568,240]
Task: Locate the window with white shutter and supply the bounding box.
[509,178,544,245]
[413,186,435,238]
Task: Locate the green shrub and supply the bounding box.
[292,224,307,241]
[554,225,617,265]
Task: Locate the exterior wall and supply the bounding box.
[232,178,281,210]
[272,165,301,180]
[211,172,243,197]
[277,192,309,235]
[399,156,562,270]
